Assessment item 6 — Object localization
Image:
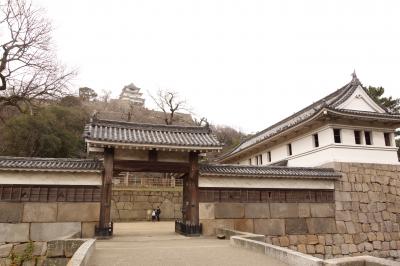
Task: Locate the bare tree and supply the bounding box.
[150,89,187,125]
[0,0,74,115]
[99,89,112,103]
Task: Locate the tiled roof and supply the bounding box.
[84,119,222,150]
[328,108,400,120]
[200,164,341,180]
[221,74,399,160]
[0,157,102,172]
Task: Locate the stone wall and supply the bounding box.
[0,239,86,266]
[0,202,100,242]
[111,188,182,221]
[200,162,400,261]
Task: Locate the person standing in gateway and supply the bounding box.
[156,206,161,221]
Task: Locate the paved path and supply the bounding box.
[89,222,286,266]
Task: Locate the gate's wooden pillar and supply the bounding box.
[99,147,114,229]
[186,151,199,225]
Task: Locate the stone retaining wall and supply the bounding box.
[0,202,99,242]
[0,239,86,266]
[111,188,182,221]
[200,162,400,261]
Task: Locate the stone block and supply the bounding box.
[306,218,337,234]
[215,219,234,230]
[22,259,35,266]
[82,222,97,238]
[325,234,333,245]
[32,242,47,256]
[30,222,81,241]
[233,219,253,233]
[297,244,306,253]
[214,203,244,219]
[0,203,23,223]
[333,234,345,245]
[253,219,284,236]
[23,203,57,222]
[298,203,310,218]
[306,245,315,254]
[270,203,299,218]
[279,236,289,247]
[132,202,152,211]
[315,244,324,254]
[310,203,334,218]
[343,234,353,244]
[244,203,270,218]
[43,258,69,265]
[0,244,13,258]
[373,240,382,249]
[64,239,84,257]
[345,222,356,234]
[332,245,341,255]
[297,235,307,244]
[288,235,298,245]
[160,199,175,219]
[46,240,65,257]
[200,219,216,236]
[341,244,349,255]
[199,203,215,220]
[285,218,308,234]
[57,203,100,222]
[307,235,318,244]
[0,223,29,242]
[335,211,351,221]
[13,243,33,256]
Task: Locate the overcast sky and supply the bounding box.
[35,0,400,133]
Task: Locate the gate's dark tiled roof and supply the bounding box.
[200,164,341,179]
[0,157,102,172]
[84,119,222,150]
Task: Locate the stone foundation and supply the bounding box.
[111,188,182,221]
[0,239,86,266]
[200,162,400,261]
[0,202,100,242]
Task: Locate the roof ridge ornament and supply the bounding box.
[351,70,361,86]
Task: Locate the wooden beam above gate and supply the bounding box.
[113,160,190,173]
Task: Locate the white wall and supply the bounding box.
[0,171,102,185]
[238,124,399,167]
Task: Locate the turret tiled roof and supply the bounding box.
[200,164,341,180]
[219,73,400,161]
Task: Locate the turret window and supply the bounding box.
[333,129,341,143]
[364,131,372,145]
[287,143,293,156]
[354,130,362,144]
[384,133,391,146]
[267,151,272,162]
[313,134,319,148]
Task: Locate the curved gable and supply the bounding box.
[337,85,386,113]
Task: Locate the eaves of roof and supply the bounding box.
[199,164,341,180]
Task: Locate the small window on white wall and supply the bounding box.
[333,129,341,143]
[258,154,263,165]
[267,151,271,162]
[313,134,319,148]
[354,130,362,145]
[384,133,391,146]
[248,158,252,165]
[287,143,292,156]
[364,131,372,145]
